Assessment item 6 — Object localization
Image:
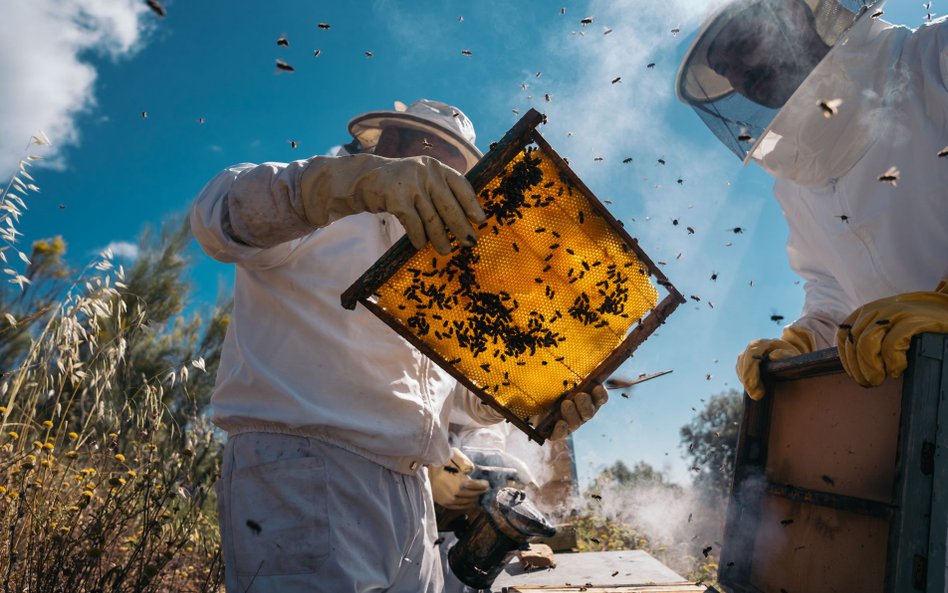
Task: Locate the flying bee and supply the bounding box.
[364,51,374,58]
[313,49,321,57]
[197,117,205,124]
[937,146,948,158]
[146,0,166,17]
[646,62,656,68]
[276,35,289,47]
[671,27,681,36]
[878,166,900,186]
[710,271,718,281]
[289,140,299,148]
[317,22,331,29]
[622,157,633,163]
[594,156,603,162]
[461,49,473,56]
[275,59,295,72]
[836,214,850,223]
[871,9,884,18]
[544,93,552,102]
[604,27,614,35]
[770,312,785,323]
[729,227,745,234]
[140,111,148,119]
[687,226,695,234]
[611,76,621,84]
[818,98,843,118]
[657,158,666,165]
[580,16,594,25]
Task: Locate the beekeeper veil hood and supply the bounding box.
[676,0,884,175]
[348,99,483,172]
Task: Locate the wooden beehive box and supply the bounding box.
[719,333,948,593]
[342,110,683,443]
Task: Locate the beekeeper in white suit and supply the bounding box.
[676,0,948,399]
[190,98,607,593]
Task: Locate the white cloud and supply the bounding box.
[0,0,151,173]
[103,240,139,261]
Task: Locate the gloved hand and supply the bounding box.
[300,153,486,254]
[548,383,608,441]
[736,326,816,400]
[836,283,948,387]
[429,448,490,510]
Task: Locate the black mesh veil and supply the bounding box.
[676,0,884,162]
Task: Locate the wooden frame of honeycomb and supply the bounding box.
[342,109,684,443]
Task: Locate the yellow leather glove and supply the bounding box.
[736,326,816,400]
[836,282,948,387]
[300,154,486,254]
[429,448,490,510]
[548,383,608,441]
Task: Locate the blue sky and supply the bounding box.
[0,0,934,485]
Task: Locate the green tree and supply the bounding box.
[679,389,743,498]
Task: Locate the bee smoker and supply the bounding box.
[447,486,556,589]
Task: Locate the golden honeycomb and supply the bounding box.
[374,146,659,419]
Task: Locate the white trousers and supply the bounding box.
[217,432,444,593]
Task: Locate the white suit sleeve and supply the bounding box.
[781,199,851,350]
[189,161,315,269]
[449,382,505,426]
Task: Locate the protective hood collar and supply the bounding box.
[749,12,904,186]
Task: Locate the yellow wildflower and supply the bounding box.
[0,486,6,494]
[0,407,6,414]
[114,453,126,462]
[81,490,93,499]
[7,431,18,440]
[67,432,78,440]
[65,451,78,459]
[41,420,53,428]
[42,442,54,451]
[126,470,137,478]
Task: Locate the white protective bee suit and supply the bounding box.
[758,14,948,346]
[191,100,504,593]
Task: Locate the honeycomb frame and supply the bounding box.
[342,110,684,443]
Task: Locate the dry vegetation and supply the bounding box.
[0,136,225,592]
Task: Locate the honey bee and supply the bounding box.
[275,59,295,72]
[146,0,166,17]
[878,166,900,186]
[818,98,843,118]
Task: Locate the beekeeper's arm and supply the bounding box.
[190,154,486,263]
[822,19,948,387]
[737,208,850,400]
